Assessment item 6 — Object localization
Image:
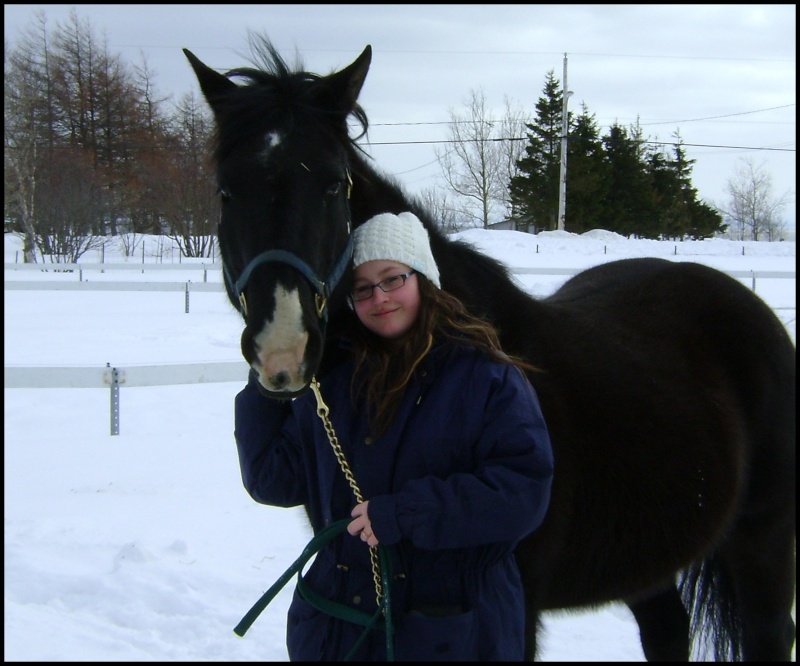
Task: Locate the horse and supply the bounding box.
[183,38,796,661]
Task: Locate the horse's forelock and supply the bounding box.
[245,33,301,79]
[210,69,365,167]
[215,39,369,153]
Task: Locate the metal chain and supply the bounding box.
[309,377,384,608]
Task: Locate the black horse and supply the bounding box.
[184,39,796,661]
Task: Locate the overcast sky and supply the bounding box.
[4,4,796,228]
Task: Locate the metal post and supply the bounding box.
[557,53,573,231]
[109,364,120,436]
[185,282,190,313]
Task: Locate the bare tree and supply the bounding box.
[158,91,219,258]
[436,88,530,229]
[118,230,143,257]
[6,9,156,260]
[721,157,792,241]
[122,51,175,235]
[4,11,53,262]
[416,186,466,233]
[4,57,40,262]
[132,50,172,133]
[35,146,106,262]
[436,88,504,229]
[52,10,150,236]
[495,96,531,220]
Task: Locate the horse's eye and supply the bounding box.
[218,187,232,202]
[325,182,342,198]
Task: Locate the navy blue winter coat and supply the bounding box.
[234,340,553,661]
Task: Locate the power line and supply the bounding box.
[368,104,796,129]
[359,104,796,154]
[361,137,795,153]
[643,142,794,152]
[99,44,799,65]
[639,104,796,127]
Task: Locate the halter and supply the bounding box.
[226,169,354,323]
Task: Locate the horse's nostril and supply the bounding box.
[268,371,291,390]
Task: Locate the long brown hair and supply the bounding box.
[343,273,538,437]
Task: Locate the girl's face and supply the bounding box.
[351,260,421,339]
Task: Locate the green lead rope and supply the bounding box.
[233,518,395,660]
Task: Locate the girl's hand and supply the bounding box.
[348,501,379,546]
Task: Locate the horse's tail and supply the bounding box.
[679,553,744,661]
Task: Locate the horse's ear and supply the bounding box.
[183,48,237,112]
[327,45,372,114]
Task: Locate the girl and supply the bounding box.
[234,211,553,660]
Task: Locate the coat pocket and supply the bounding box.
[393,607,476,661]
[286,593,328,660]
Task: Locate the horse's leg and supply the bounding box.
[626,587,690,661]
[721,523,796,661]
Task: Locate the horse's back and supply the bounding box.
[547,257,794,373]
[521,257,794,611]
[546,256,795,499]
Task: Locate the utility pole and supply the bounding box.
[557,53,573,231]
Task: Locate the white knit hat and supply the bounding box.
[352,212,441,288]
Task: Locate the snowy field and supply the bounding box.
[4,229,795,661]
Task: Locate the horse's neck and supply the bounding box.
[347,150,543,353]
[348,152,417,223]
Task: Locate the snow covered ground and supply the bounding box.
[4,230,795,661]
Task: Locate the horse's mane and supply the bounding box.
[215,34,534,319]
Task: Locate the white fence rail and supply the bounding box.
[5,265,794,435]
[3,361,247,389]
[5,266,794,310]
[4,280,224,312]
[4,261,219,282]
[4,361,249,436]
[4,281,224,292]
[7,262,795,284]
[512,267,796,291]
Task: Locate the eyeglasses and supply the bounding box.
[350,271,416,302]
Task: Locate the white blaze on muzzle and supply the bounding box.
[252,286,309,392]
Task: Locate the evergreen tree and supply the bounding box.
[563,104,608,233]
[509,70,563,232]
[645,148,677,237]
[648,134,724,239]
[510,70,726,239]
[598,123,655,236]
[687,198,725,239]
[669,138,724,238]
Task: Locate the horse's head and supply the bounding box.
[184,40,372,398]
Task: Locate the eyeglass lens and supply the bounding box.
[351,272,413,301]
